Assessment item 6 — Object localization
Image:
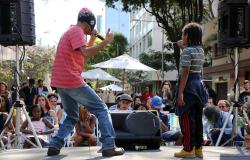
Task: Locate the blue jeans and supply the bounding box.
[49,84,116,150]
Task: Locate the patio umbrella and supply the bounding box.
[92,54,156,89]
[81,68,120,89]
[92,54,156,71]
[100,84,123,92]
[81,68,120,82]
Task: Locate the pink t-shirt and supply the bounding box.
[51,25,86,88]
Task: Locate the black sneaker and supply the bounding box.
[47,147,60,156]
[102,147,125,157]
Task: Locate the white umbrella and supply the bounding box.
[92,54,156,90]
[100,84,123,92]
[92,54,156,71]
[81,68,120,82]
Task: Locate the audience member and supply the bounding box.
[150,96,182,145]
[238,80,250,105]
[161,81,173,111]
[71,106,97,146]
[0,82,12,106]
[35,95,58,130]
[141,86,154,104]
[109,94,133,111]
[21,104,54,148]
[133,103,148,110]
[19,78,37,111]
[37,79,49,96]
[217,100,230,112]
[0,101,15,145]
[203,106,233,145]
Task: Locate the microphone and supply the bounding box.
[95,34,104,40]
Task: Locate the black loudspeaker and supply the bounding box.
[110,111,162,150]
[218,0,250,48]
[0,0,35,46]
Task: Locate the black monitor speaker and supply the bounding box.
[218,0,250,48]
[110,110,162,150]
[0,0,35,46]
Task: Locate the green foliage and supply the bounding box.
[21,46,55,82]
[139,50,176,71]
[0,46,55,86]
[0,62,14,85]
[86,33,128,67]
[127,71,148,85]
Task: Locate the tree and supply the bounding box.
[21,46,55,82]
[85,33,128,70]
[103,0,216,70]
[0,62,14,86]
[139,50,175,71]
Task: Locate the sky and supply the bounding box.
[34,0,105,46]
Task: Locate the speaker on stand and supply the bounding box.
[218,0,250,48]
[0,0,35,46]
[216,0,250,146]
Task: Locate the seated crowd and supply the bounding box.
[0,79,249,149]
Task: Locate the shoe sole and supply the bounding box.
[174,154,196,158]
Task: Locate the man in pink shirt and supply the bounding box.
[47,8,124,157]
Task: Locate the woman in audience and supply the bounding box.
[47,94,64,123]
[0,95,11,113]
[217,100,230,112]
[71,106,97,146]
[35,95,59,130]
[161,81,174,111]
[0,82,12,105]
[0,99,15,145]
[21,104,54,148]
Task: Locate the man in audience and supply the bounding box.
[239,80,250,105]
[37,79,49,96]
[19,78,37,111]
[203,106,233,145]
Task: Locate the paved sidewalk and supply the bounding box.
[0,146,250,160]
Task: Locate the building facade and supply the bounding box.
[129,8,177,94]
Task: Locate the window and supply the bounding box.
[142,37,146,52]
[139,42,141,53]
[147,31,152,47]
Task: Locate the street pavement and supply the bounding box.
[0,146,250,160]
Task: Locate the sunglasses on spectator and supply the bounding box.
[218,105,227,109]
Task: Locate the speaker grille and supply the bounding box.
[0,0,35,46]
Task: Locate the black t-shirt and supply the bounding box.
[238,91,250,104]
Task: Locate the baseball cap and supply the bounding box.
[119,94,133,102]
[150,96,165,109]
[78,8,96,31]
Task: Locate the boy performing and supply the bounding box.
[174,22,208,158]
[47,8,124,157]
